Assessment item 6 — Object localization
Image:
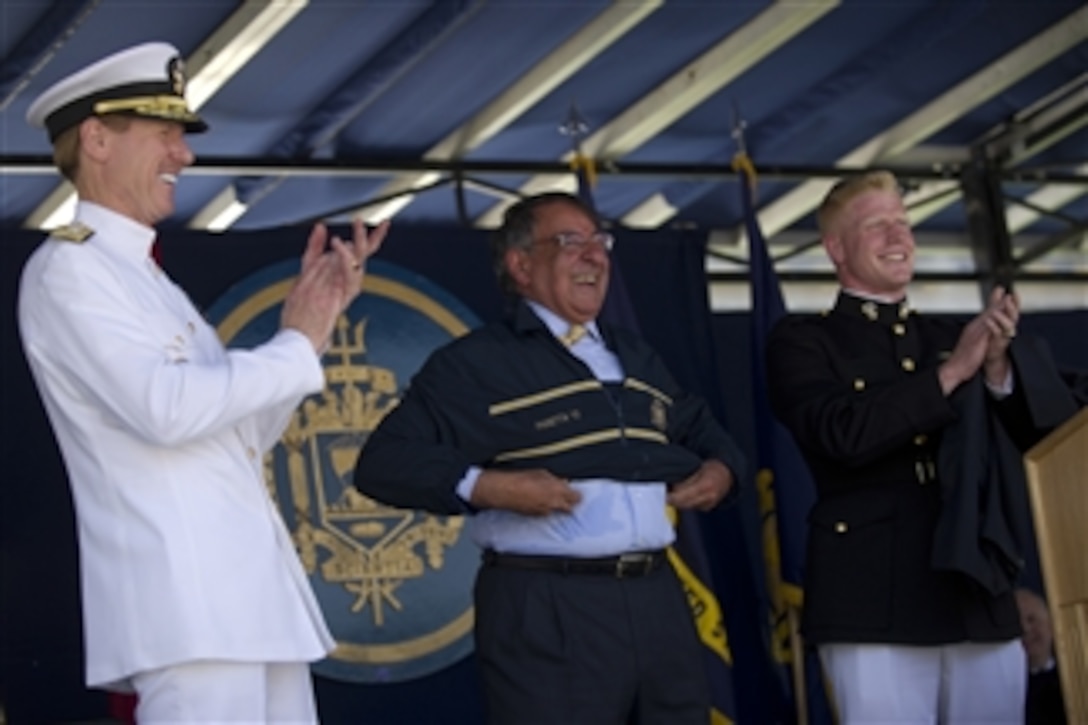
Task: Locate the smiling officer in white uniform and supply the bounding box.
[19,41,388,722]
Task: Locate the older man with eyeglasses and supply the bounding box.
[354,191,746,724]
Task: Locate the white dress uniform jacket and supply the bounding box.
[17,201,335,690]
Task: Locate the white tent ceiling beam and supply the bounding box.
[901,80,1088,233]
[474,0,840,229]
[343,0,663,225]
[1000,75,1088,168]
[704,4,1088,256]
[709,279,1088,314]
[1006,163,1088,235]
[25,0,308,231]
[25,180,78,232]
[705,232,1087,314]
[875,10,1086,160]
[706,230,1087,277]
[189,185,248,231]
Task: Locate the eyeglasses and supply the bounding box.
[535,230,614,253]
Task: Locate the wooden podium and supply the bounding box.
[1023,405,1088,723]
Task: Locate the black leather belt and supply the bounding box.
[482,549,666,578]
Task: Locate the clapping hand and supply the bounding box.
[283,218,391,351]
[938,285,1019,395]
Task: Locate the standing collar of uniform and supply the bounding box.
[73,201,157,261]
[522,299,601,342]
[834,288,913,325]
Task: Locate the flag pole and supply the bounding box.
[787,606,809,725]
[560,101,596,197]
[731,104,810,725]
[564,102,740,722]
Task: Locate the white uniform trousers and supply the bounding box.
[131,660,317,724]
[820,640,1026,725]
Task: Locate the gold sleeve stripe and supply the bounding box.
[488,380,603,416]
[493,427,668,463]
[495,429,621,461]
[624,377,673,405]
[624,428,670,444]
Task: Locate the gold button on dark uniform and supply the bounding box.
[901,358,915,372]
[893,323,906,336]
[853,378,865,391]
[835,522,848,534]
[914,434,928,446]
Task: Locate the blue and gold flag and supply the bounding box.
[735,152,833,725]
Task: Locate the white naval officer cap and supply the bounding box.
[26,41,208,142]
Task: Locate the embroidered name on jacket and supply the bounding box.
[488,376,671,463]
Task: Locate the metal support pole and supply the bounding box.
[960,146,1016,300]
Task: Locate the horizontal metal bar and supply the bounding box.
[3,154,1086,185]
[707,270,1088,283]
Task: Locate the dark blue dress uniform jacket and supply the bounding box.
[766,292,1084,647]
[354,300,746,515]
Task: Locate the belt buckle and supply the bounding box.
[615,552,652,578]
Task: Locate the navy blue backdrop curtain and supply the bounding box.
[1,232,104,721]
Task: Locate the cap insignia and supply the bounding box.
[168,56,187,96]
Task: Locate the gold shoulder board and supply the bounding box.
[51,221,95,243]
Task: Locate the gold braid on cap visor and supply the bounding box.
[93,95,195,120]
